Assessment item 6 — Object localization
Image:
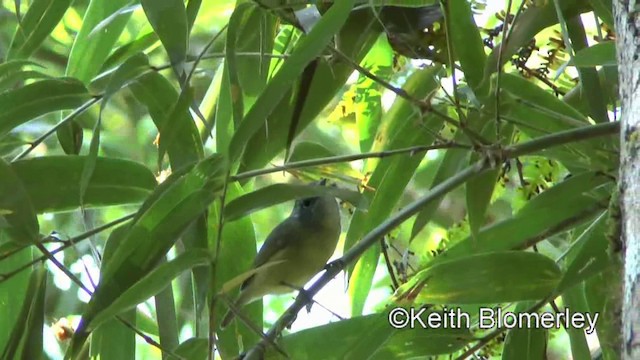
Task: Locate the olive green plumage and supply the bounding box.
[221,190,341,328]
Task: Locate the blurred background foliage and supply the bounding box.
[0,0,622,359]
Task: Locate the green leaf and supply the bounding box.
[68,155,226,356]
[235,5,276,97]
[561,285,592,360]
[346,66,444,316]
[440,171,611,261]
[213,183,260,358]
[0,78,90,136]
[90,249,211,329]
[0,244,31,352]
[237,13,379,172]
[129,72,204,170]
[588,0,613,27]
[228,0,356,163]
[90,314,136,360]
[66,0,133,84]
[141,0,188,66]
[0,158,39,244]
[101,32,159,71]
[447,0,486,91]
[7,0,73,60]
[410,128,469,240]
[1,265,46,360]
[556,212,609,291]
[354,35,392,152]
[265,313,472,359]
[395,252,561,304]
[0,60,48,91]
[502,302,548,360]
[566,16,609,123]
[12,156,156,213]
[224,183,364,222]
[175,338,208,360]
[571,41,616,67]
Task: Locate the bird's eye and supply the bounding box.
[301,199,313,208]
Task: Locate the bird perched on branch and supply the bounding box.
[221,180,341,328]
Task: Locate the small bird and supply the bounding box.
[221,181,341,328]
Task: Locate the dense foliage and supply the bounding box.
[0,0,621,359]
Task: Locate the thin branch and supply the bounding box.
[231,142,469,182]
[0,214,135,283]
[504,121,619,158]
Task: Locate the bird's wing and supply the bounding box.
[240,218,300,290]
[252,218,299,268]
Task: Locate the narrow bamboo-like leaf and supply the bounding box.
[566,16,608,123]
[236,6,276,97]
[500,73,588,124]
[224,3,251,126]
[0,78,89,136]
[354,35,392,153]
[395,252,561,304]
[571,41,616,67]
[88,4,140,38]
[265,313,472,359]
[0,70,51,91]
[92,53,150,98]
[0,243,30,353]
[17,265,46,360]
[502,302,548,360]
[228,0,356,162]
[90,315,135,360]
[185,0,201,32]
[66,0,133,83]
[213,184,261,358]
[237,12,378,171]
[101,32,159,71]
[346,66,444,316]
[440,172,611,261]
[224,183,364,221]
[561,285,592,360]
[410,130,469,240]
[90,249,211,329]
[467,122,514,238]
[175,338,208,360]
[141,0,188,65]
[129,72,204,169]
[0,60,47,91]
[447,0,485,91]
[1,264,46,360]
[68,155,226,356]
[556,212,609,291]
[7,0,73,60]
[588,0,613,27]
[12,156,156,213]
[0,158,38,244]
